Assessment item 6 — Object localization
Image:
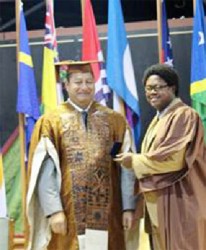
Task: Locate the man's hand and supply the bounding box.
[122,210,135,231]
[114,152,133,169]
[49,211,67,235]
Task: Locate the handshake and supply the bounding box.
[110,142,133,169]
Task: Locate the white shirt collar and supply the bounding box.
[67,98,93,112]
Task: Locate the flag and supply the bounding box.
[0,151,7,217]
[41,0,63,114]
[16,1,40,151]
[161,0,173,66]
[82,0,110,106]
[107,0,141,149]
[190,0,206,139]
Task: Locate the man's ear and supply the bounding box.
[171,85,176,95]
[65,82,69,92]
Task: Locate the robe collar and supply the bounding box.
[157,97,180,119]
[67,98,93,113]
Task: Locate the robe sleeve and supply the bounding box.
[121,128,138,210]
[132,148,186,179]
[37,156,63,217]
[131,107,197,179]
[26,115,62,250]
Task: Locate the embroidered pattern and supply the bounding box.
[61,109,113,234]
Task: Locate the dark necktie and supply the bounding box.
[82,111,88,128]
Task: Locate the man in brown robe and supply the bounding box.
[115,64,206,250]
[26,61,137,250]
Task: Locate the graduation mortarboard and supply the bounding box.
[55,60,97,84]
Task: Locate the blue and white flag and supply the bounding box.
[107,0,141,149]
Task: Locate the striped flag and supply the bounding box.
[161,0,173,66]
[82,0,110,106]
[41,0,63,114]
[16,0,40,151]
[0,151,7,217]
[190,0,206,139]
[107,0,141,150]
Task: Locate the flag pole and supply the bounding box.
[156,0,163,63]
[193,0,196,14]
[81,0,85,23]
[15,0,28,246]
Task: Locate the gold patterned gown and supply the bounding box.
[27,101,129,250]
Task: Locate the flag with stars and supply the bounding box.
[16,0,40,152]
[161,0,173,66]
[41,0,63,114]
[82,0,110,106]
[190,0,206,139]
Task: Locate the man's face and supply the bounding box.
[145,75,175,111]
[65,71,95,109]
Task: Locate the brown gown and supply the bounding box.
[132,99,206,250]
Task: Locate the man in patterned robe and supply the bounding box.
[115,64,206,250]
[26,61,137,250]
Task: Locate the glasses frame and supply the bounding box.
[144,84,168,93]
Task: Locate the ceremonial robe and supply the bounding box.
[27,101,130,250]
[131,98,206,250]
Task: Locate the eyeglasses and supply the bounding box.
[144,84,168,92]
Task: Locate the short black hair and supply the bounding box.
[142,64,179,96]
